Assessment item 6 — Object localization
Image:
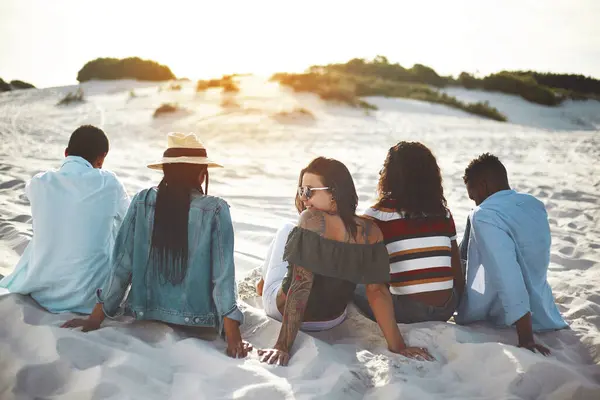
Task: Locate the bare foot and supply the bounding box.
[256,278,264,296]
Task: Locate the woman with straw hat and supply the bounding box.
[63,132,251,358]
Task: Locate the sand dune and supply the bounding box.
[0,77,599,399]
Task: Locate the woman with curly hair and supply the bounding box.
[354,142,464,323]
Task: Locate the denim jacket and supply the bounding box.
[97,187,244,333]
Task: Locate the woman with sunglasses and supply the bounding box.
[353,141,463,325]
[255,157,433,366]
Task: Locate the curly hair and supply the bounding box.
[377,141,447,216]
[463,152,508,185]
[295,157,358,238]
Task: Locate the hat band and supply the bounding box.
[163,148,207,158]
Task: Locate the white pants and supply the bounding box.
[262,222,346,332]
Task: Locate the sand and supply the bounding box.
[0,77,599,399]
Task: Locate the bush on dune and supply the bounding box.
[272,71,506,121]
[222,80,240,93]
[462,101,507,122]
[324,56,599,106]
[0,78,11,92]
[167,82,182,91]
[57,88,85,106]
[458,72,480,90]
[196,75,240,93]
[153,103,181,117]
[272,72,377,111]
[455,71,600,105]
[322,56,449,87]
[220,96,240,109]
[1,78,36,92]
[77,57,175,82]
[480,72,561,106]
[9,80,36,90]
[273,107,316,120]
[513,71,600,98]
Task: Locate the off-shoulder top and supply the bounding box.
[280,226,389,321]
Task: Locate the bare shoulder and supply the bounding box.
[356,216,384,244]
[298,208,327,236]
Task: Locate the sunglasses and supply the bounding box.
[297,186,330,199]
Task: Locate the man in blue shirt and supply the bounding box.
[0,125,130,313]
[455,153,567,355]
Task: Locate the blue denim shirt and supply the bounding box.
[456,190,568,331]
[97,187,244,332]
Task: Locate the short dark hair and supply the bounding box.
[463,153,508,185]
[66,125,109,164]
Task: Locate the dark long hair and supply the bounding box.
[295,157,359,239]
[150,163,208,284]
[377,141,447,216]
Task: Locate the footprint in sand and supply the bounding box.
[559,246,575,256]
[10,214,31,223]
[91,382,122,400]
[14,360,72,397]
[0,179,25,190]
[567,222,578,229]
[56,337,113,370]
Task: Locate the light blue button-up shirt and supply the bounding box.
[0,156,130,314]
[455,189,568,331]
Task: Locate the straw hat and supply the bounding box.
[147,132,223,170]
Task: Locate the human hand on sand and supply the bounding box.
[257,348,290,366]
[394,346,435,361]
[226,339,253,358]
[255,278,264,296]
[61,318,102,332]
[518,342,551,356]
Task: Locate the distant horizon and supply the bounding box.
[6,55,600,90]
[2,0,599,88]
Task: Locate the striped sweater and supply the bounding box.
[364,202,457,295]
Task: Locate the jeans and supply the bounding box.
[353,284,459,323]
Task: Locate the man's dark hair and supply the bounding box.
[463,153,508,185]
[66,125,109,164]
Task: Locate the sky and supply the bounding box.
[1,0,599,88]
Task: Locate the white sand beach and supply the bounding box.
[0,77,599,399]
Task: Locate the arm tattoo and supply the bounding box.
[275,265,314,353]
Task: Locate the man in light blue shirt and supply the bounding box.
[455,153,567,355]
[0,125,130,314]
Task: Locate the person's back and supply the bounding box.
[0,125,129,313]
[117,187,239,327]
[354,141,463,325]
[258,156,433,366]
[463,189,565,330]
[279,210,387,322]
[456,153,566,355]
[476,190,550,281]
[63,133,250,359]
